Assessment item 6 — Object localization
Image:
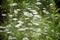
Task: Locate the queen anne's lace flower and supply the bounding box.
[14,10,18,14]
[2,14,6,16]
[30,10,38,14]
[23,37,29,40]
[12,18,17,21]
[10,3,17,6]
[35,2,42,5]
[23,12,33,17]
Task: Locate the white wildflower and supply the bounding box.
[23,37,29,40]
[42,10,47,13]
[25,27,30,30]
[50,3,53,6]
[6,24,11,27]
[14,10,18,14]
[28,23,32,25]
[2,14,6,16]
[43,10,49,14]
[15,24,21,28]
[46,36,49,38]
[7,31,12,34]
[33,23,39,25]
[18,28,26,31]
[43,8,46,10]
[34,15,41,18]
[9,14,13,17]
[26,3,29,5]
[8,36,13,40]
[17,9,21,11]
[27,8,31,10]
[30,10,38,14]
[0,26,6,29]
[29,28,33,30]
[15,21,24,28]
[23,12,28,16]
[12,37,16,39]
[23,12,33,17]
[29,13,33,17]
[10,3,17,6]
[5,29,8,32]
[12,18,17,21]
[51,30,54,32]
[44,27,48,30]
[36,28,41,33]
[35,2,42,5]
[8,36,12,38]
[18,21,24,24]
[25,18,29,20]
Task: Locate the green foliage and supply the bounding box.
[0,0,60,40]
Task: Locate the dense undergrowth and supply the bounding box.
[0,0,60,40]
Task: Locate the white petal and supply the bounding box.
[12,18,17,21]
[10,3,17,6]
[35,2,42,5]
